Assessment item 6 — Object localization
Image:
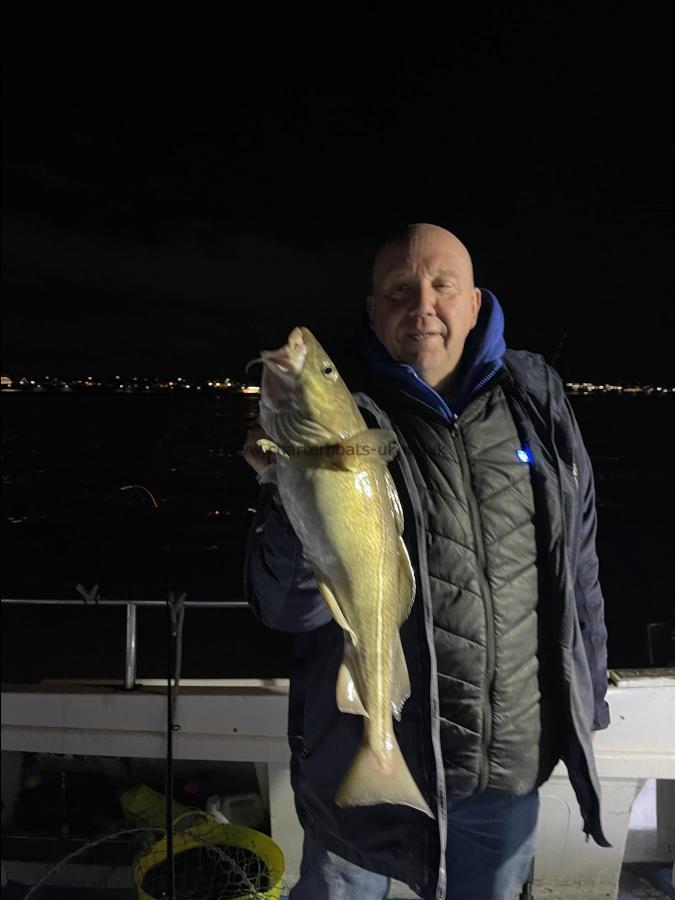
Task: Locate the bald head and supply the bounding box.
[371,223,475,294]
[367,222,482,395]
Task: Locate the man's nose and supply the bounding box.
[408,282,437,317]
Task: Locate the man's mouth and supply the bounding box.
[406,331,443,341]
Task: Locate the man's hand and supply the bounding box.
[243,423,317,564]
[242,420,276,476]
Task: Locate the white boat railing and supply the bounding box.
[0,596,250,690]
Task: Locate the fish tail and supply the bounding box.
[335,734,433,818]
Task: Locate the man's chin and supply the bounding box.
[398,345,444,368]
[399,351,456,388]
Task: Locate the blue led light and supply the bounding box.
[516,446,533,464]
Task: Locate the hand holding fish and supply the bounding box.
[242,420,276,477]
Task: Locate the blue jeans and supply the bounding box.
[289,789,539,900]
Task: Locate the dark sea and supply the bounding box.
[1,390,673,681]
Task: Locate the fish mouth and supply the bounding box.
[261,327,307,383]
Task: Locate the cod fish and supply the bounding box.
[257,326,432,817]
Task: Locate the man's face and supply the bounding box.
[367,229,481,391]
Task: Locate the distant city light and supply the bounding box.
[2,376,672,397]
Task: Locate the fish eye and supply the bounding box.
[322,364,336,378]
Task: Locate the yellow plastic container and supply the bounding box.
[121,785,285,900]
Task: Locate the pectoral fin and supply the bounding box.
[350,428,399,461]
[318,429,399,470]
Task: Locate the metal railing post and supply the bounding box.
[124,602,138,690]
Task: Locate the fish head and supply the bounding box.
[259,327,364,448]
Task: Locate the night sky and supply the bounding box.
[2,8,673,383]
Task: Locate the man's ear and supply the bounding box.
[366,294,376,328]
[470,288,482,327]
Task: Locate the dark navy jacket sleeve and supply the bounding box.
[243,483,333,633]
[566,397,611,730]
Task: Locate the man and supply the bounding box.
[243,224,610,900]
